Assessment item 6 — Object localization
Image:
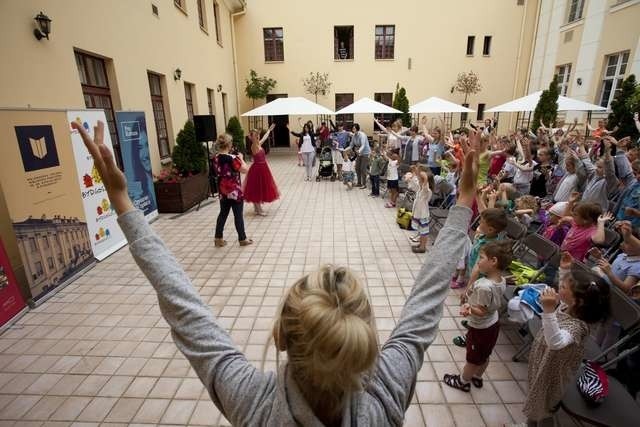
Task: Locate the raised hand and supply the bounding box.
[598,212,614,224]
[71,121,132,215]
[596,258,612,275]
[457,131,480,208]
[560,251,573,269]
[540,287,559,313]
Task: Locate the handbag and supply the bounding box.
[576,360,609,405]
[396,208,413,230]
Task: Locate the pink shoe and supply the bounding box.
[385,202,396,208]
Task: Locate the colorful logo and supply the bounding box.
[96,199,111,215]
[91,164,103,184]
[94,227,111,241]
[70,117,90,132]
[83,174,93,188]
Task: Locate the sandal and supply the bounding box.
[214,238,227,247]
[461,320,469,329]
[411,246,427,253]
[239,239,254,246]
[471,376,483,388]
[452,335,467,347]
[443,374,470,392]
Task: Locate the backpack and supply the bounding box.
[396,208,413,230]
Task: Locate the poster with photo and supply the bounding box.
[67,110,127,261]
[0,109,96,302]
[0,237,27,328]
[115,111,158,220]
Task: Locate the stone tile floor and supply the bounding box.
[0,153,537,426]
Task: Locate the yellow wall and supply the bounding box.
[234,0,538,138]
[0,0,243,174]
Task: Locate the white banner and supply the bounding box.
[67,110,127,261]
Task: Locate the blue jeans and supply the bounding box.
[370,175,380,195]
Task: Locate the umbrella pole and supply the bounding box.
[586,111,592,137]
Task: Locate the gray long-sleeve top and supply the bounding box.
[580,154,617,210]
[117,205,472,426]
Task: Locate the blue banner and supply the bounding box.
[115,112,158,220]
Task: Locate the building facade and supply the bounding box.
[13,215,93,300]
[0,0,245,174]
[527,0,640,121]
[233,0,539,143]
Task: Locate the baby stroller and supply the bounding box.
[316,145,336,181]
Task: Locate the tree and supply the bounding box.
[226,116,245,156]
[302,72,332,103]
[392,83,411,127]
[172,121,206,175]
[531,76,560,133]
[244,69,277,107]
[454,71,482,105]
[607,74,638,139]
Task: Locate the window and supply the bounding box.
[461,103,470,122]
[263,27,284,62]
[466,36,475,56]
[483,36,492,56]
[374,93,393,127]
[47,257,54,269]
[29,237,37,252]
[213,1,222,44]
[35,261,43,276]
[221,93,228,126]
[148,72,171,158]
[375,25,395,59]
[74,51,121,169]
[197,0,207,31]
[184,83,195,122]
[174,0,186,12]
[207,88,214,115]
[335,93,354,129]
[477,103,486,121]
[151,4,159,16]
[598,51,630,109]
[567,0,585,23]
[556,64,572,96]
[43,236,49,248]
[334,26,354,60]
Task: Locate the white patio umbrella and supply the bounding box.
[334,97,402,114]
[486,91,607,112]
[241,97,334,116]
[409,96,475,113]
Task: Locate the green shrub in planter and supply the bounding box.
[171,121,206,175]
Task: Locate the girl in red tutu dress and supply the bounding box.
[244,124,280,216]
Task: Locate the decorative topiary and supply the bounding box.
[532,76,559,133]
[392,83,411,127]
[226,116,245,155]
[607,74,638,140]
[171,121,206,176]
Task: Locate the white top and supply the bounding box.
[554,174,578,202]
[300,135,314,153]
[514,160,537,185]
[343,159,355,172]
[387,159,398,180]
[542,311,574,350]
[387,134,399,150]
[408,176,432,220]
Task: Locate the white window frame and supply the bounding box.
[598,51,630,110]
[556,64,572,96]
[567,0,585,23]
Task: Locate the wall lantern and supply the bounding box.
[217,84,223,92]
[577,77,583,86]
[33,11,52,40]
[173,68,182,81]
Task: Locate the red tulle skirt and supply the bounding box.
[243,161,280,203]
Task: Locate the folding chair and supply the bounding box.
[505,217,527,252]
[559,285,640,426]
[429,194,456,235]
[597,228,621,260]
[512,234,560,284]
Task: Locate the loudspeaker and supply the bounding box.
[193,115,217,142]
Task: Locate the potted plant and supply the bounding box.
[154,121,209,213]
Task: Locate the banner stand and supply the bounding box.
[30,260,96,307]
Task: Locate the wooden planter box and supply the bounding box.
[154,172,208,213]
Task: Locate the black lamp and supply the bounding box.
[33,11,52,40]
[174,68,182,81]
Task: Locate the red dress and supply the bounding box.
[243,148,280,203]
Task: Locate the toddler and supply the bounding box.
[405,165,434,253]
[559,199,608,261]
[342,149,356,190]
[383,150,400,208]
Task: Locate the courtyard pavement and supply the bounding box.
[0,152,531,426]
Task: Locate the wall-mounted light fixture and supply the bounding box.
[33,11,52,40]
[450,86,455,94]
[217,84,223,92]
[173,68,182,81]
[577,77,583,86]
